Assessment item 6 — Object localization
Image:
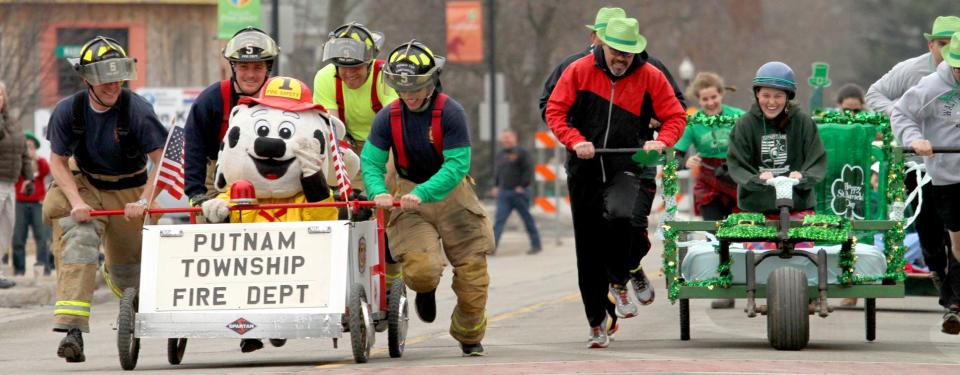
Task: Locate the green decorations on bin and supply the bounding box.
[686,112,740,128]
[813,110,889,127]
[716,213,777,240]
[660,224,733,301]
[787,214,851,243]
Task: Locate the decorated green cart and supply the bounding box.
[660,111,910,350]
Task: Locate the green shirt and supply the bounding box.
[312,63,398,141]
[673,104,744,158]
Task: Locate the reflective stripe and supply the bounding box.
[55,301,91,317]
[386,272,403,280]
[56,300,91,307]
[54,309,91,317]
[629,264,643,274]
[451,311,487,335]
[101,262,123,298]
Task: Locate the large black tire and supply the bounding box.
[766,267,809,350]
[387,280,408,358]
[349,283,371,363]
[865,298,877,341]
[679,298,690,341]
[117,288,140,370]
[167,338,187,365]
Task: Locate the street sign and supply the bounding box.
[55,45,82,58]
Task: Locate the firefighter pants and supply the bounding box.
[43,174,145,332]
[386,177,494,344]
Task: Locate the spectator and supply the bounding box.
[836,83,867,113]
[13,130,51,277]
[0,80,29,289]
[491,128,542,255]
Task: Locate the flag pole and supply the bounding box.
[145,119,179,224]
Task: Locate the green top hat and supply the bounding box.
[585,7,626,31]
[942,33,960,68]
[924,16,960,40]
[598,17,647,54]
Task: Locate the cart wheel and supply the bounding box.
[679,298,690,341]
[167,338,187,365]
[387,280,409,358]
[117,287,140,370]
[349,283,372,363]
[865,298,876,341]
[766,267,809,350]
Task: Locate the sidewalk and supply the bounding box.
[0,257,113,308]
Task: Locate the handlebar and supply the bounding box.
[594,148,642,154]
[897,146,960,154]
[90,200,400,217]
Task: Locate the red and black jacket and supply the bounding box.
[545,46,686,182]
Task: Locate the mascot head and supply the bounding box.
[214,76,359,199]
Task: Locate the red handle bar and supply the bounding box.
[90,200,400,217]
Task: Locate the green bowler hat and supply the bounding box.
[942,32,960,68]
[585,7,626,31]
[924,16,960,40]
[599,17,647,54]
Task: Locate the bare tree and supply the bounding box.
[0,3,56,128]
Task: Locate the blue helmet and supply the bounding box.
[752,61,796,99]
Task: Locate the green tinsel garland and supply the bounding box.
[787,214,851,243]
[716,213,778,240]
[814,110,890,126]
[663,113,907,300]
[686,112,741,128]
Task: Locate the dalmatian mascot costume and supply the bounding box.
[202,75,360,225]
[201,76,359,353]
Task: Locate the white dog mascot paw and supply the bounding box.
[208,76,359,223]
[200,197,230,223]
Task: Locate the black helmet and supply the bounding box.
[70,36,137,85]
[322,22,384,67]
[382,40,445,92]
[223,27,279,68]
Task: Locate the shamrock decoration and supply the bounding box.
[830,164,865,219]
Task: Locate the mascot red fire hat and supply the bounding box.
[239,76,327,112]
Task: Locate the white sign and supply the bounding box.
[136,87,202,128]
[139,222,349,312]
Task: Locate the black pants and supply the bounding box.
[700,198,736,221]
[927,182,960,307]
[569,174,655,327]
[908,172,960,307]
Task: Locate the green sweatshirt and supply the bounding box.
[674,104,745,158]
[726,103,827,212]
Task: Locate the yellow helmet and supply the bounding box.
[70,36,137,85]
[382,40,445,92]
[322,22,384,67]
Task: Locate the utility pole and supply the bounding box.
[271,0,280,76]
[485,0,496,170]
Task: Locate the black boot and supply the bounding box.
[460,342,485,356]
[57,328,85,362]
[415,289,437,323]
[269,338,287,347]
[240,338,264,353]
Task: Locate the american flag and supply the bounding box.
[156,124,186,199]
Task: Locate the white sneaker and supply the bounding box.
[630,268,655,305]
[610,283,638,318]
[587,318,610,348]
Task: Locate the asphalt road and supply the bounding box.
[1,221,959,374]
